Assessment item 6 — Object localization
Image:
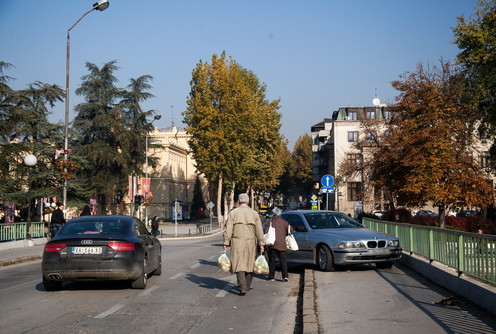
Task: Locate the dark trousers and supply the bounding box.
[268,247,288,280]
[236,271,253,291]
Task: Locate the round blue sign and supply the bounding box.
[320,174,334,188]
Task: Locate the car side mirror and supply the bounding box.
[294,226,307,232]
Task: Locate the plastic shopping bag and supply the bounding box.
[253,254,269,274]
[217,250,231,272]
[264,221,276,246]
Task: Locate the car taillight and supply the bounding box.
[108,242,135,251]
[44,243,66,252]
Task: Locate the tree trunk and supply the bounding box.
[438,205,446,228]
[216,173,223,228]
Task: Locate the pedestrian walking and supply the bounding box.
[50,202,66,237]
[80,205,92,216]
[223,193,265,295]
[151,215,160,237]
[264,207,292,282]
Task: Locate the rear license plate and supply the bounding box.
[368,249,390,255]
[72,247,102,255]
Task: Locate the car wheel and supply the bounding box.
[376,261,394,269]
[317,245,335,272]
[131,257,148,289]
[43,277,62,291]
[153,254,162,276]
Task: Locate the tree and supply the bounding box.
[453,0,496,163]
[289,134,313,200]
[72,61,156,212]
[183,53,282,223]
[0,62,65,216]
[372,61,494,227]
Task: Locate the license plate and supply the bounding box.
[368,249,390,255]
[72,247,102,255]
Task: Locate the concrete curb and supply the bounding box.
[302,269,320,334]
[0,255,42,267]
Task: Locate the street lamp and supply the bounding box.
[145,115,162,224]
[24,154,38,240]
[63,0,110,210]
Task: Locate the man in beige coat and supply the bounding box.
[223,193,265,295]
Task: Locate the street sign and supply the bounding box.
[311,195,317,201]
[207,201,215,209]
[321,187,335,193]
[321,174,334,188]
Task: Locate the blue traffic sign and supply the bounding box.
[321,187,335,194]
[321,174,334,188]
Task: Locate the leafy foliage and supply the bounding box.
[372,61,494,227]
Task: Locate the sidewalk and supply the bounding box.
[0,219,222,267]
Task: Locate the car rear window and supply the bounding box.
[304,212,361,229]
[59,221,125,236]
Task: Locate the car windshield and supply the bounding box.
[303,212,362,229]
[58,220,125,236]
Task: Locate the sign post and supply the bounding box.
[320,174,335,210]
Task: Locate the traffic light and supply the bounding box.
[134,194,142,206]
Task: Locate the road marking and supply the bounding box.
[138,285,160,296]
[169,272,185,280]
[216,275,237,298]
[190,262,201,269]
[0,279,40,293]
[95,304,124,319]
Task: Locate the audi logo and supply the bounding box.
[81,240,93,245]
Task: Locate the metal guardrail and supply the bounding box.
[0,222,47,242]
[364,217,496,285]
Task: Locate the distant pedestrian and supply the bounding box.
[80,205,92,216]
[50,202,66,236]
[264,207,292,282]
[223,193,265,295]
[151,215,160,237]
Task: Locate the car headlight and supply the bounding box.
[338,241,366,249]
[388,240,399,247]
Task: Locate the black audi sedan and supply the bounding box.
[42,215,162,291]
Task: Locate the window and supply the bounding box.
[347,153,362,166]
[366,132,376,142]
[479,151,490,169]
[282,214,306,231]
[348,131,358,142]
[348,111,357,120]
[347,182,362,201]
[384,110,392,119]
[366,111,375,119]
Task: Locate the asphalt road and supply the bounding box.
[0,235,300,334]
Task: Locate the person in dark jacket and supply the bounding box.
[80,205,92,216]
[151,216,160,237]
[263,207,293,281]
[50,202,66,236]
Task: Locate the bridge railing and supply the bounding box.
[0,222,47,242]
[364,218,496,285]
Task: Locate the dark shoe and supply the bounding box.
[240,290,248,295]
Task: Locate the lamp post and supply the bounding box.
[63,0,110,210]
[24,154,38,240]
[145,115,162,224]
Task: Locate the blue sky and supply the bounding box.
[1,0,478,150]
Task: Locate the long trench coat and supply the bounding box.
[223,204,265,273]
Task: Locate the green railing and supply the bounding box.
[364,218,496,285]
[0,222,47,242]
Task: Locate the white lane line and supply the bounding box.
[216,275,237,298]
[95,304,124,319]
[169,272,185,280]
[138,285,160,296]
[190,262,201,269]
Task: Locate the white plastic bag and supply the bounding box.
[253,254,269,274]
[217,250,231,272]
[286,225,299,251]
[264,221,276,246]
